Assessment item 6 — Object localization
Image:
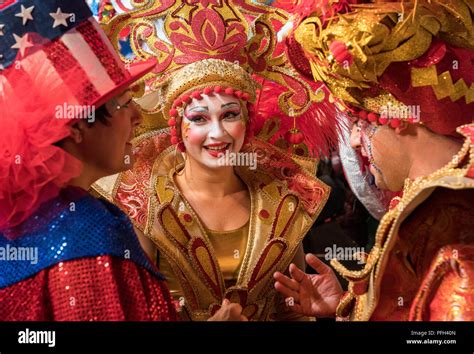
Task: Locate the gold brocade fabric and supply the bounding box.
[295,0,474,110]
[93,130,331,321]
[159,222,249,299]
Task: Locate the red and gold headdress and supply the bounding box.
[101,0,343,156]
[290,0,474,136]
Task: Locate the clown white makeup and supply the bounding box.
[181,93,247,170]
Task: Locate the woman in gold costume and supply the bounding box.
[94,0,341,320]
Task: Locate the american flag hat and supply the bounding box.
[0,0,156,232]
[0,0,157,109]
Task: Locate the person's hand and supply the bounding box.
[208,299,248,321]
[273,253,343,318]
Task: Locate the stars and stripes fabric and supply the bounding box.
[0,0,135,108]
[0,0,92,69]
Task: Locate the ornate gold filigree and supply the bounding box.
[295,0,474,113]
[103,0,318,127]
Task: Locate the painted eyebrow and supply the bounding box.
[187,102,239,113]
[188,106,209,112]
[221,102,239,109]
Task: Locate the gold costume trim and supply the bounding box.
[333,123,474,320]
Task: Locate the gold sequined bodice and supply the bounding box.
[159,221,249,299]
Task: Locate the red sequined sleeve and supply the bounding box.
[0,256,178,321]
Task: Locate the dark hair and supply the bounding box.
[88,104,112,126]
[53,104,111,147]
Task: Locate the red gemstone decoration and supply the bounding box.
[284,129,304,145]
[259,209,270,219]
[183,213,192,223]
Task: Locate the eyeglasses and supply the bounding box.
[110,97,133,113]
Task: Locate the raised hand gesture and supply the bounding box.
[273,253,343,318]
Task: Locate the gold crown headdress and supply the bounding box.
[102,0,341,156]
[294,0,474,135]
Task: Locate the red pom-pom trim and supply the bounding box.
[224,87,234,95]
[178,142,186,152]
[174,98,184,107]
[170,127,177,136]
[368,112,378,123]
[169,108,178,117]
[214,86,222,93]
[168,118,176,126]
[182,94,192,104]
[390,118,401,128]
[378,116,389,125]
[241,92,250,101]
[171,136,180,145]
[358,111,368,120]
[203,87,212,95]
[192,91,202,100]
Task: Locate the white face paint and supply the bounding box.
[181,93,246,170]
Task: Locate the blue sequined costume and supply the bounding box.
[0,187,177,321]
